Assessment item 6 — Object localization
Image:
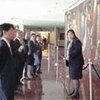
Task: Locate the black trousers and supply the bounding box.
[33,65,37,75]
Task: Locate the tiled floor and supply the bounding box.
[15,57,64,100]
[15,56,100,100]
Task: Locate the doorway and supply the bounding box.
[36,31,50,57]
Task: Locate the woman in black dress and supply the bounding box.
[66,29,84,98]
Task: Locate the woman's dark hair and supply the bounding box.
[67,29,77,38]
[67,29,82,45]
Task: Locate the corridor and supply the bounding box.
[0,0,100,100]
[15,55,100,100]
[15,57,64,100]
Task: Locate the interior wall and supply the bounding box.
[57,28,65,47]
[65,0,100,71]
[24,26,64,46]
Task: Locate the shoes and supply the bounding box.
[33,74,39,78]
[25,76,32,80]
[14,90,23,96]
[37,71,42,74]
[69,92,79,98]
[68,90,75,96]
[18,81,24,86]
[37,70,42,74]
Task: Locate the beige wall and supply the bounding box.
[49,30,55,44]
[57,28,64,47]
[24,26,65,47]
[49,27,64,47]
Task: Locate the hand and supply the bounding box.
[28,52,30,55]
[18,45,24,52]
[66,56,69,60]
[36,50,39,53]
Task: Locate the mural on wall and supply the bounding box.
[65,0,100,67]
[82,0,97,64]
[95,3,100,68]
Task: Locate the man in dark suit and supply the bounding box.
[14,30,26,86]
[0,23,16,100]
[36,35,43,74]
[28,33,40,77]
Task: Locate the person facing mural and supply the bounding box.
[66,29,84,98]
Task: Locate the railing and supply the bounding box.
[51,45,100,100]
[47,44,50,72]
[47,43,57,73]
[47,44,99,100]
[58,53,94,100]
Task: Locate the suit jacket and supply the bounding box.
[14,38,26,63]
[27,40,34,65]
[28,40,40,54]
[38,42,42,59]
[0,39,15,99]
[0,39,12,74]
[69,38,84,67]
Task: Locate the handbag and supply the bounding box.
[66,60,69,67]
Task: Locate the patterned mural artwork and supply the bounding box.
[65,0,100,70]
[82,0,97,64]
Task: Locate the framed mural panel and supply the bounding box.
[65,0,100,67]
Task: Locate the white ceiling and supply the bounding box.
[0,0,80,27]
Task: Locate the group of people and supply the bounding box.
[27,33,43,78]
[0,22,84,99]
[0,23,43,100]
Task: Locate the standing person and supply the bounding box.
[14,30,26,85]
[28,33,40,77]
[10,39,18,92]
[27,33,35,79]
[36,35,43,74]
[22,38,29,80]
[42,36,47,49]
[0,23,16,100]
[32,35,40,77]
[66,29,84,98]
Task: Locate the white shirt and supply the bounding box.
[15,37,20,42]
[1,37,12,55]
[67,40,72,58]
[15,37,25,46]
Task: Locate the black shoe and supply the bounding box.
[37,71,42,74]
[69,92,79,98]
[68,90,75,96]
[18,81,24,86]
[33,74,39,78]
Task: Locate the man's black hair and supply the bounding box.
[0,23,15,37]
